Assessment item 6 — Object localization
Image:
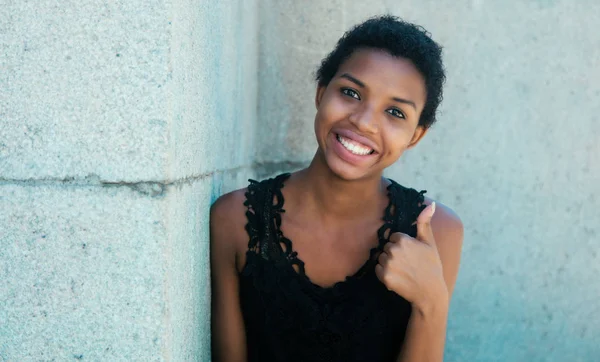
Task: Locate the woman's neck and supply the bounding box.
[290,151,388,222]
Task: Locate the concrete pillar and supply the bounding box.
[1,0,257,360]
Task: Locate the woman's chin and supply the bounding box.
[323,155,375,181]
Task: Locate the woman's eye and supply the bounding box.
[341,88,360,100]
[387,108,406,119]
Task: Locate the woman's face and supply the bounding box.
[314,48,428,181]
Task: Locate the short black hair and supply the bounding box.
[315,15,445,129]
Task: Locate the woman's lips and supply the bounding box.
[336,134,374,155]
[334,128,378,153]
[330,132,377,166]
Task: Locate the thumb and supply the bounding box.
[416,201,436,245]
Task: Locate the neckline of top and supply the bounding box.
[268,172,399,294]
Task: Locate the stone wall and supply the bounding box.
[1,1,257,360]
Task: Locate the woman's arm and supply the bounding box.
[210,191,248,362]
[395,199,464,362]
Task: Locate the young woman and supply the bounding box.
[210,15,464,362]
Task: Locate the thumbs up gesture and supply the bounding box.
[375,202,449,311]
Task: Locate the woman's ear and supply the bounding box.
[406,125,429,149]
[315,85,326,109]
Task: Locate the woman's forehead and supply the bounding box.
[336,49,426,106]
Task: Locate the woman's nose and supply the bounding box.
[349,105,379,134]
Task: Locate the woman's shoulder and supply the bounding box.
[386,178,463,252]
[210,187,248,222]
[421,195,464,297]
[422,196,463,238]
[210,188,250,265]
[387,178,462,231]
[210,172,289,229]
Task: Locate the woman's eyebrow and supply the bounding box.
[392,97,416,110]
[340,73,365,88]
[340,73,416,110]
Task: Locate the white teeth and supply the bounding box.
[336,134,373,156]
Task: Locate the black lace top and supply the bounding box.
[240,173,427,362]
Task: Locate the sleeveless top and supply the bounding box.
[239,173,427,362]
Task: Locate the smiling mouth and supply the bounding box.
[336,134,375,155]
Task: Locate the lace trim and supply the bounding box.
[243,173,427,293]
[243,179,261,253]
[270,173,306,274]
[244,174,305,269]
[270,176,396,290]
[387,180,427,237]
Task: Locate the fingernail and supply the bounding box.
[431,202,436,216]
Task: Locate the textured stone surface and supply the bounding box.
[1,0,258,360]
[162,171,250,362]
[1,1,171,182]
[167,1,258,180]
[0,184,167,361]
[256,0,344,164]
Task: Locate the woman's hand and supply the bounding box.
[375,202,449,314]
